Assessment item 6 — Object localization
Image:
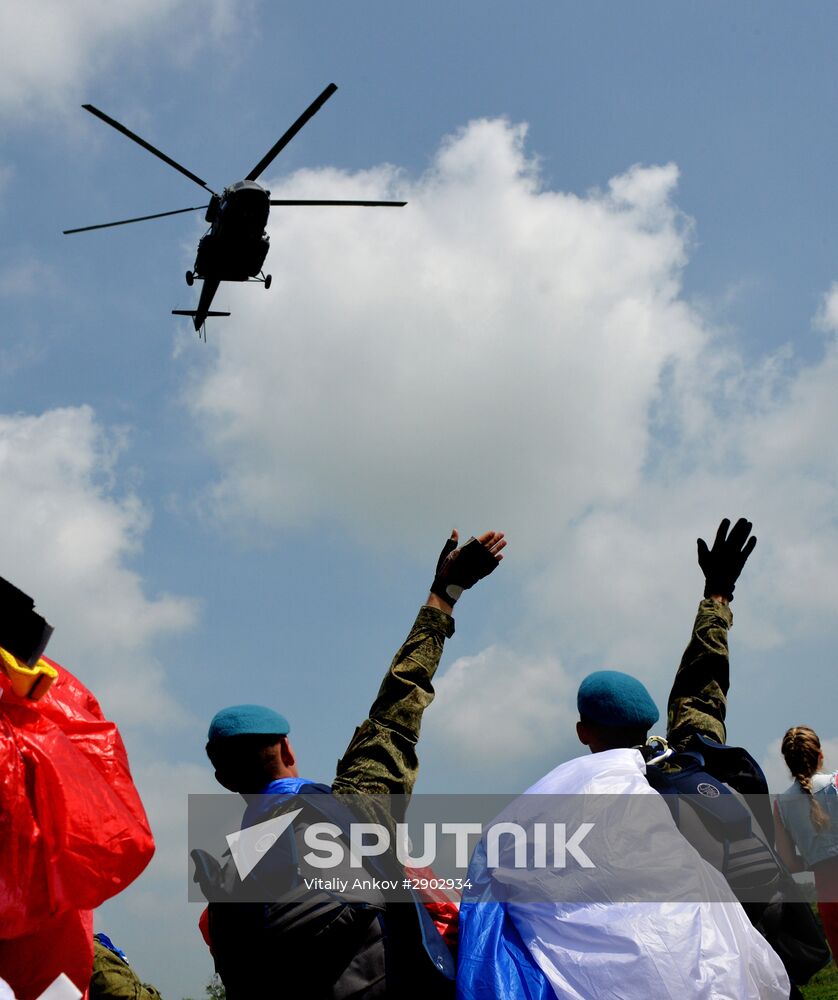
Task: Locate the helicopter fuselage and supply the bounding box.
[194,180,270,282]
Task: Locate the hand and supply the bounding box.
[429,529,506,608]
[697,518,756,601]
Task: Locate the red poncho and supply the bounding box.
[0,657,155,999]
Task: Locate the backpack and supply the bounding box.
[643,733,831,986]
[191,785,455,999]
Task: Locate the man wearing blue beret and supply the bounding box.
[457,518,797,1000]
[199,529,506,1000]
[573,524,816,996]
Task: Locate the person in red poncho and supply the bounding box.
[0,576,155,1000]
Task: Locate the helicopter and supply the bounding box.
[63,83,406,337]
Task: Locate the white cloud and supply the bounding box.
[0,406,196,723]
[815,283,838,333]
[130,760,218,880]
[185,116,838,767]
[0,257,56,297]
[0,0,244,121]
[189,119,697,550]
[185,117,715,680]
[421,645,579,787]
[527,323,838,675]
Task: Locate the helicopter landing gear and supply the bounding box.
[185,270,194,286]
[264,273,272,290]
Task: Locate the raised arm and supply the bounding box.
[332,530,506,801]
[667,518,756,750]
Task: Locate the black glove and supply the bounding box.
[697,517,757,601]
[430,534,500,606]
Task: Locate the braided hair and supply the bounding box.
[781,725,831,832]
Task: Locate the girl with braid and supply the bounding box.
[774,726,838,964]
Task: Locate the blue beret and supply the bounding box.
[207,704,290,742]
[577,670,659,729]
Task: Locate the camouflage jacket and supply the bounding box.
[666,597,732,751]
[89,940,163,1000]
[331,603,454,808]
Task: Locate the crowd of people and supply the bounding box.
[0,519,836,998]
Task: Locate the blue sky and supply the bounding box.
[3,2,838,995]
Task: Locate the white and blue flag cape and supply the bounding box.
[457,748,789,999]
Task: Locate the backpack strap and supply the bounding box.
[682,734,775,837]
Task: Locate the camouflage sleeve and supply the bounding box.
[331,605,454,801]
[90,940,163,999]
[666,597,733,750]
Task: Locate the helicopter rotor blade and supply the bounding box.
[246,83,338,182]
[82,105,214,194]
[63,205,208,235]
[269,199,407,207]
